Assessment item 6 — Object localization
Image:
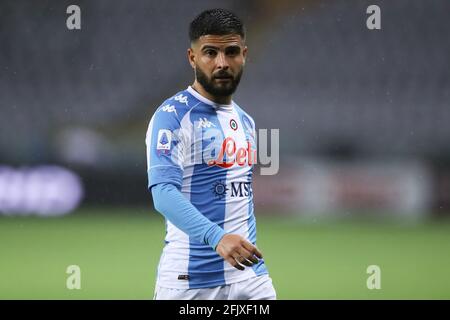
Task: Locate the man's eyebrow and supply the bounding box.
[200,44,241,51]
[225,45,241,51]
[201,45,220,51]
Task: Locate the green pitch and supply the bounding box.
[1,207,450,299]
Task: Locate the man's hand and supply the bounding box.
[215,234,263,271]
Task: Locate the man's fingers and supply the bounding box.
[241,241,263,259]
[217,235,263,270]
[254,248,263,259]
[238,247,259,264]
[226,257,244,271]
[237,255,253,267]
[238,257,253,267]
[232,252,252,267]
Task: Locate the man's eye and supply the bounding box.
[205,50,216,56]
[226,48,240,56]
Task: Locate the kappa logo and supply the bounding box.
[197,117,216,129]
[173,94,189,106]
[160,104,177,116]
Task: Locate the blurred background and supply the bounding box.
[1,0,450,299]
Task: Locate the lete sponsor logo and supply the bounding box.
[207,137,257,168]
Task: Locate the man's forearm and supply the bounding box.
[151,182,226,250]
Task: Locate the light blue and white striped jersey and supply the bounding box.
[146,86,268,289]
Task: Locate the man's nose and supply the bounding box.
[216,52,229,69]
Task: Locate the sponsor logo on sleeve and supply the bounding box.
[160,104,177,116]
[173,94,189,106]
[156,129,172,153]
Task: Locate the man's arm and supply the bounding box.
[151,182,225,249]
[151,182,263,270]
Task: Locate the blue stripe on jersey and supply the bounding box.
[187,104,228,288]
[252,257,268,276]
[247,171,257,244]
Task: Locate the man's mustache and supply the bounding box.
[213,71,234,79]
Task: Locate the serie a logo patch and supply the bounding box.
[156,129,172,152]
[178,274,190,280]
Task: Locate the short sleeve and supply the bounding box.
[145,106,185,190]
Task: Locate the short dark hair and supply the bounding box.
[189,8,245,42]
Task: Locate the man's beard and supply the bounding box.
[195,65,243,98]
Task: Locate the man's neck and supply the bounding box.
[191,81,232,105]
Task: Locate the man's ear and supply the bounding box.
[187,47,196,69]
[242,46,248,65]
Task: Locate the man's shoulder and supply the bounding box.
[150,88,198,124]
[157,89,192,112]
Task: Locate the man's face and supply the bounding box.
[188,34,247,98]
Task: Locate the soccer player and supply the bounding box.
[145,8,276,300]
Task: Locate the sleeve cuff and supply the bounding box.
[204,224,226,250]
